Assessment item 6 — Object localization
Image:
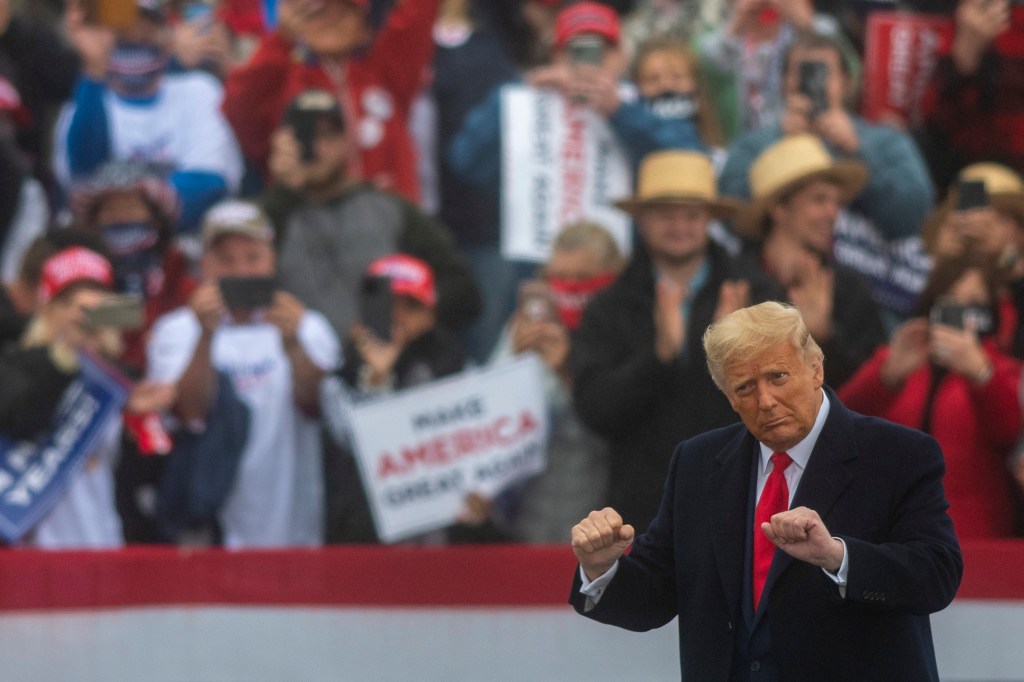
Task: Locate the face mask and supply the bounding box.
[644,92,699,121]
[108,42,167,95]
[102,221,163,298]
[547,272,617,330]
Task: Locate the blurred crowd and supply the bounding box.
[1,0,1023,549]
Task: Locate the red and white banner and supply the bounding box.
[347,357,549,542]
[500,85,632,263]
[861,11,953,127]
[0,542,1021,681]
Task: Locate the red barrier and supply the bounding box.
[0,541,1019,611]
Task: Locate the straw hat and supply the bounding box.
[733,134,868,240]
[614,151,742,218]
[921,163,1024,254]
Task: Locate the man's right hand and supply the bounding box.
[189,282,226,336]
[572,507,635,581]
[268,127,310,191]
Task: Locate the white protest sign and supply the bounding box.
[347,355,549,543]
[500,84,632,263]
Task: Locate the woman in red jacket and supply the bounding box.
[839,254,1022,538]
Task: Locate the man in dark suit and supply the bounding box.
[569,301,963,681]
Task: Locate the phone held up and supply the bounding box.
[219,276,277,311]
[567,35,605,66]
[929,298,994,335]
[84,293,145,331]
[797,60,830,119]
[517,280,558,323]
[360,274,394,343]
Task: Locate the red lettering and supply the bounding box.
[377,451,403,480]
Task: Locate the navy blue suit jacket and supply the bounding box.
[570,388,963,681]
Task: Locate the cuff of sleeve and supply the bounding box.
[822,537,849,598]
[579,561,619,611]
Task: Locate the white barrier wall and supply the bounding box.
[0,544,1020,681]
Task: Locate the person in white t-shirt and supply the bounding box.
[146,199,340,547]
[55,0,243,233]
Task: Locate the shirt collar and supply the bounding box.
[758,390,830,474]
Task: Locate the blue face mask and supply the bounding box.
[644,92,699,121]
[102,221,162,297]
[108,42,167,95]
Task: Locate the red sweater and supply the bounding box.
[838,340,1022,539]
[223,0,440,204]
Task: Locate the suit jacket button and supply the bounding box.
[750,660,761,672]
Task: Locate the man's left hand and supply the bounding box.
[762,506,844,572]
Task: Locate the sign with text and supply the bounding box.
[347,356,549,543]
[0,354,129,542]
[862,11,953,126]
[501,84,632,263]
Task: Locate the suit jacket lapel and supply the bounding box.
[707,428,759,627]
[763,388,858,599]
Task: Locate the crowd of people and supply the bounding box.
[0,0,1023,549]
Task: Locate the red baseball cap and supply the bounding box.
[38,247,114,304]
[554,2,620,50]
[368,254,437,307]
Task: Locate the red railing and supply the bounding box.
[0,541,1020,611]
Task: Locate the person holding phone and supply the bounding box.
[720,32,935,322]
[223,0,440,204]
[839,253,1023,538]
[0,245,175,548]
[146,199,340,547]
[320,254,471,543]
[486,221,624,543]
[267,89,480,345]
[921,163,1024,360]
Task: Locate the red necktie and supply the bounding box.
[753,451,793,610]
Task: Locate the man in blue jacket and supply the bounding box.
[569,301,962,681]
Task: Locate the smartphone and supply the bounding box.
[82,0,139,29]
[285,90,340,163]
[219,276,277,311]
[517,280,558,323]
[956,179,989,211]
[84,293,145,331]
[798,60,830,118]
[929,299,993,334]
[567,35,605,66]
[360,274,394,343]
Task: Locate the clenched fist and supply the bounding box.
[572,507,635,581]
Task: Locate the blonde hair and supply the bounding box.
[551,220,627,273]
[702,301,823,390]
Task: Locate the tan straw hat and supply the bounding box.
[614,151,742,219]
[921,163,1024,254]
[733,134,868,239]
